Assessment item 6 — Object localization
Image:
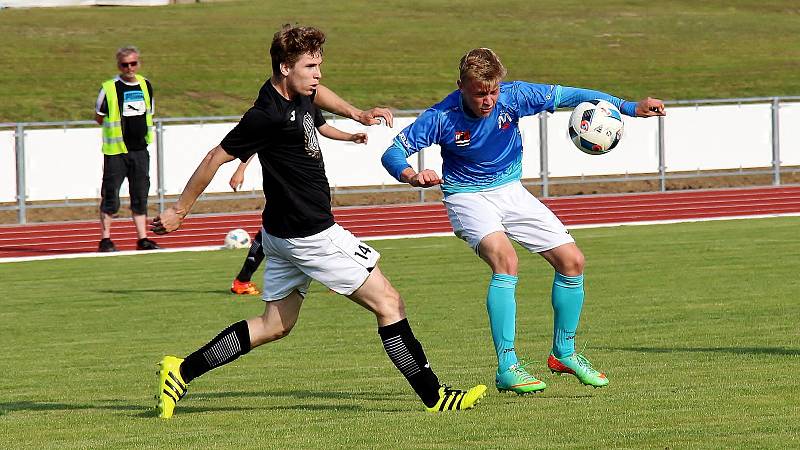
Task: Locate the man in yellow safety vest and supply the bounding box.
[94,45,160,252]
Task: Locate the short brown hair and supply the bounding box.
[458,48,507,85]
[270,25,326,76]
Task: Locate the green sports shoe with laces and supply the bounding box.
[496,362,546,395]
[547,353,609,388]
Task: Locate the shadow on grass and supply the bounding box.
[0,388,409,419]
[0,401,360,419]
[603,346,799,356]
[102,289,228,296]
[193,389,398,403]
[0,400,146,416]
[129,403,364,418]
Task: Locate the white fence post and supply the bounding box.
[15,123,27,224]
[417,148,425,202]
[156,120,166,212]
[771,97,781,186]
[658,115,666,192]
[539,111,549,197]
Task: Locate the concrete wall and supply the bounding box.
[2,102,799,203]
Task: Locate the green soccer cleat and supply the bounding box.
[496,362,546,395]
[426,384,487,412]
[156,355,189,419]
[547,353,609,388]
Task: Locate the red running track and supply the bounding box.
[1,185,799,260]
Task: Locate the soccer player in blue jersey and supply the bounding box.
[382,48,665,394]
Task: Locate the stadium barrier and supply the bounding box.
[0,1,173,7]
[1,96,800,224]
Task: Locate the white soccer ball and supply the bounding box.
[223,228,251,249]
[568,100,624,155]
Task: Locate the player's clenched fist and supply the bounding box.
[635,97,666,117]
[403,169,442,188]
[151,207,186,235]
[350,133,368,144]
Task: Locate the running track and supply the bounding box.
[2,185,799,260]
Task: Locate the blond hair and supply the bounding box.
[458,48,506,85]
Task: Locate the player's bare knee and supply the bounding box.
[503,253,519,274]
[493,252,518,274]
[562,250,585,275]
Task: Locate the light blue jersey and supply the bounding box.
[382,82,636,195]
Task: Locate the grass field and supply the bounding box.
[1,216,799,448]
[1,0,799,122]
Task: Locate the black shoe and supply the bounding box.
[136,238,161,250]
[98,238,117,252]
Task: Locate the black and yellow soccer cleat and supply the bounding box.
[425,384,487,412]
[156,355,188,419]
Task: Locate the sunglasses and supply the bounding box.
[119,61,139,68]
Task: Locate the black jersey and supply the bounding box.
[221,80,331,238]
[96,77,154,152]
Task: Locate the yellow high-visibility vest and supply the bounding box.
[101,74,153,155]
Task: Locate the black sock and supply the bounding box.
[236,230,265,283]
[378,318,441,407]
[180,320,251,382]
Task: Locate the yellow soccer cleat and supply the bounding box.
[156,355,188,419]
[425,384,487,412]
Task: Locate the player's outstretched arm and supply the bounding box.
[635,97,666,117]
[151,145,235,234]
[556,86,666,118]
[314,84,394,127]
[318,123,367,144]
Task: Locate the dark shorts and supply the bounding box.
[100,151,150,215]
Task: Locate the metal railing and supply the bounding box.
[2,96,800,225]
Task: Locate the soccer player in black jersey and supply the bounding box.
[151,25,487,419]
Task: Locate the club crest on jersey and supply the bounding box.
[497,111,512,130]
[455,130,471,147]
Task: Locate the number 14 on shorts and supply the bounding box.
[347,239,379,270]
[355,244,372,260]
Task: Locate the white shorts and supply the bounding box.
[259,223,381,301]
[442,181,574,254]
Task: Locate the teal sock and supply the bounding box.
[551,272,585,358]
[486,273,519,372]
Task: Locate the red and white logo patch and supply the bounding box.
[455,130,471,147]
